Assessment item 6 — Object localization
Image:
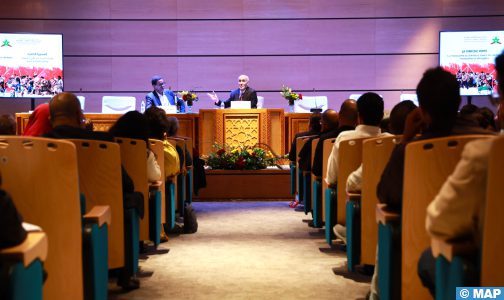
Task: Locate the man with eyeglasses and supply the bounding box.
[145,76,186,112]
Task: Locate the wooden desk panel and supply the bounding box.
[16,113,199,147]
[285,113,311,154]
[199,109,284,156]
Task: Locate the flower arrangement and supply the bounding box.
[204,143,280,170]
[178,91,199,106]
[280,85,303,106]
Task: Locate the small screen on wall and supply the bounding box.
[0,33,63,98]
[439,30,504,97]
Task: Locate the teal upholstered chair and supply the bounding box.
[322,138,337,245]
[346,193,361,272]
[0,232,47,300]
[376,204,401,300]
[324,187,337,245]
[82,205,111,300]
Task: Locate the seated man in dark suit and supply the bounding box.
[145,76,186,112]
[208,74,258,108]
[298,109,339,172]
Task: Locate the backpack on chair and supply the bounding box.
[183,203,198,234]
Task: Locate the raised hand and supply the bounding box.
[207,91,219,103]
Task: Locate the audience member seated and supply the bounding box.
[311,99,358,178]
[44,93,112,142]
[346,99,416,195]
[388,100,418,135]
[45,92,142,290]
[23,103,52,137]
[478,106,497,132]
[379,117,390,134]
[366,67,493,300]
[377,67,493,214]
[287,112,322,208]
[0,114,16,135]
[109,111,161,183]
[166,117,192,170]
[298,109,339,172]
[327,92,388,243]
[288,112,322,162]
[417,50,504,297]
[144,107,180,179]
[0,172,28,299]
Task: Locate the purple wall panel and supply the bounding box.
[1,0,504,118]
[110,0,177,19]
[63,57,112,92]
[2,0,503,19]
[177,0,243,19]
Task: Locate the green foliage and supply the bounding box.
[205,143,279,170]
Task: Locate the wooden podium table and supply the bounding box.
[198,109,285,156]
[17,110,311,156]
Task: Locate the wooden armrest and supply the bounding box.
[376,204,400,225]
[149,181,162,191]
[0,232,48,267]
[430,237,477,262]
[83,205,111,227]
[347,192,361,202]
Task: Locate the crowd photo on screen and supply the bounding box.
[0,72,63,97]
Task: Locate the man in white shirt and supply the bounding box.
[325,92,387,188]
[145,76,186,112]
[325,92,388,244]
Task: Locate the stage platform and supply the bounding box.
[194,166,292,201]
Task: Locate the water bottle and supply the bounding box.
[140,100,145,113]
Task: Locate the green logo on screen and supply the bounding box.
[491,37,502,45]
[1,40,12,47]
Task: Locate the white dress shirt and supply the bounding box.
[156,91,171,107]
[325,124,388,185]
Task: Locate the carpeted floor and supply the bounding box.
[109,201,370,300]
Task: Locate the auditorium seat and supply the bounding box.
[322,138,336,245]
[340,137,367,271]
[345,136,400,272]
[295,135,317,215]
[0,231,48,300]
[310,138,322,227]
[149,139,166,227]
[115,137,155,247]
[481,135,504,286]
[431,135,504,299]
[0,137,110,300]
[401,135,490,299]
[360,136,400,266]
[69,139,126,272]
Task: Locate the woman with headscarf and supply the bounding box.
[23,103,52,136]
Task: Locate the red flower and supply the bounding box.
[298,93,303,100]
[235,157,246,169]
[217,149,225,156]
[182,94,188,101]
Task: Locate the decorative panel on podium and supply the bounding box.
[199,109,284,156]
